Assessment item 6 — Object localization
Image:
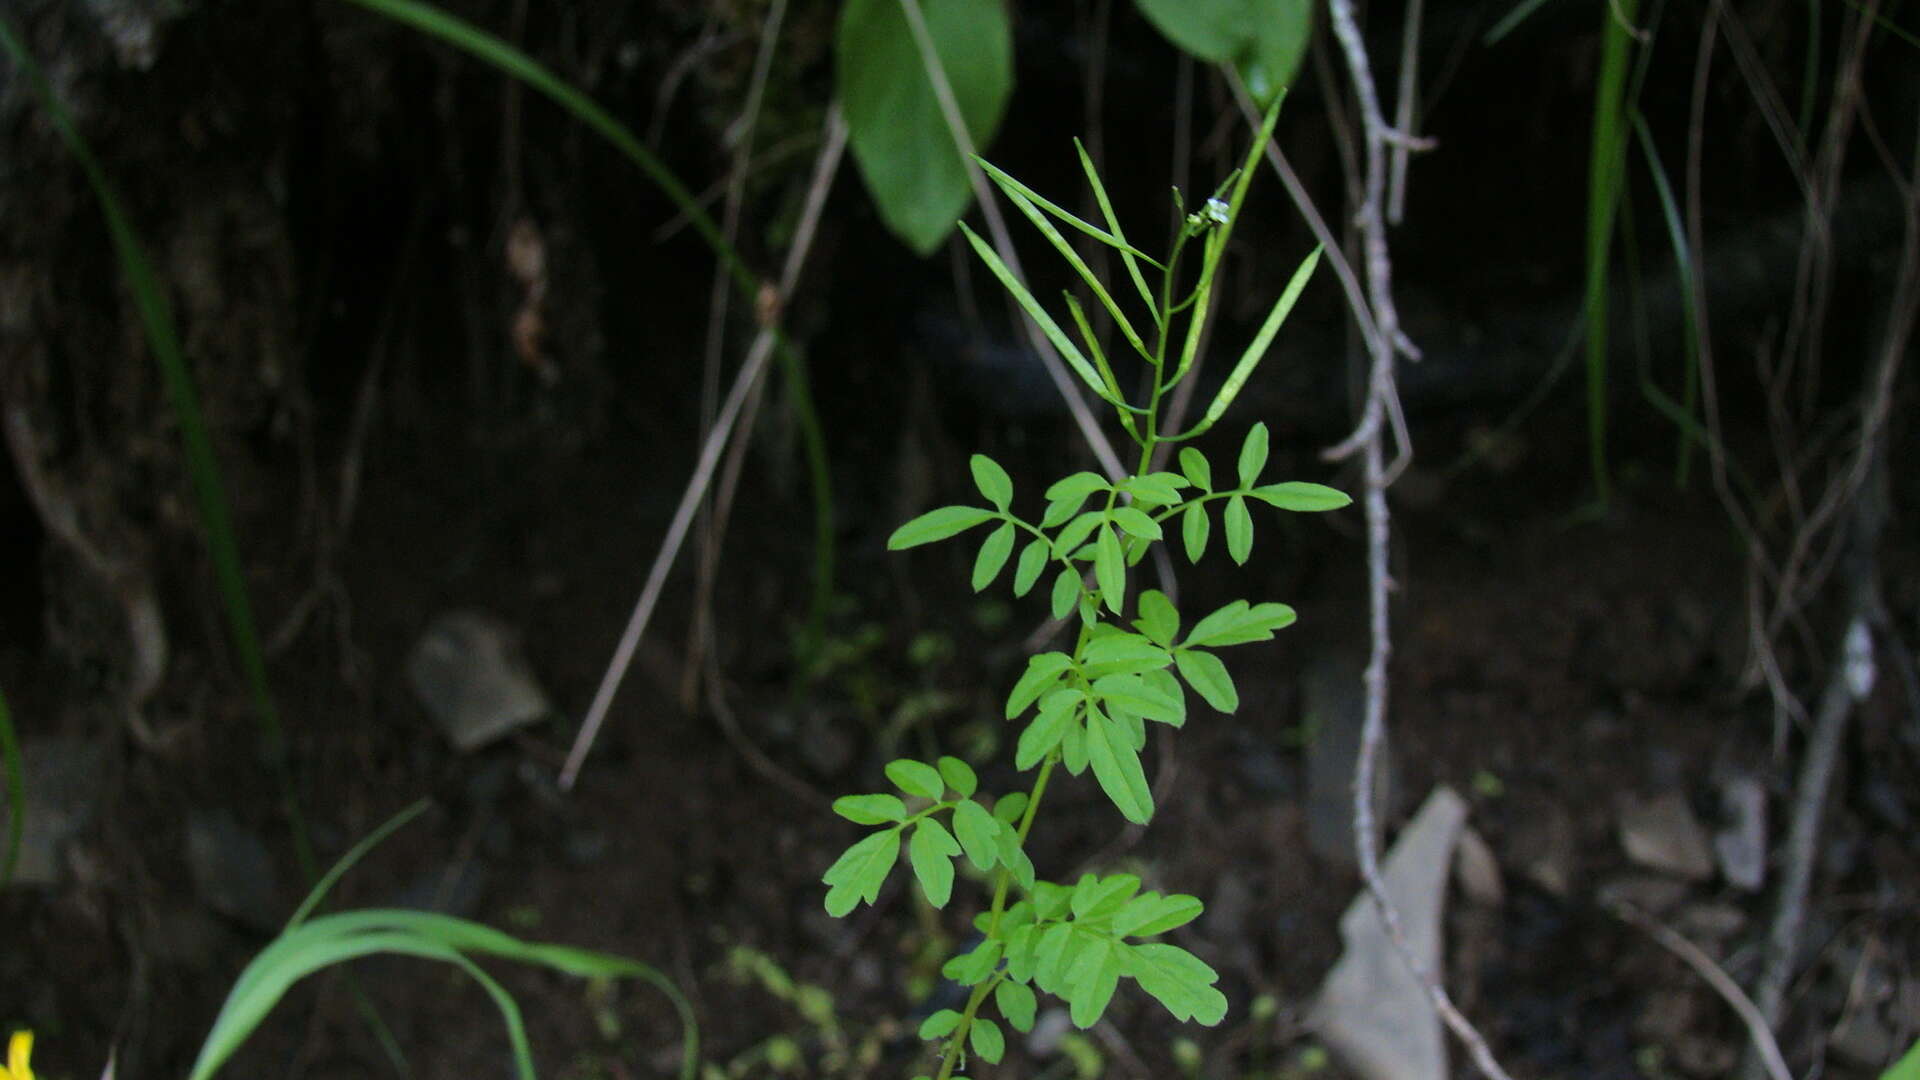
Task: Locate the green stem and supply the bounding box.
[933,757,1056,1080]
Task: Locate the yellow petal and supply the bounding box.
[3,1028,30,1080]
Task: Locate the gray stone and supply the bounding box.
[1311,786,1468,1080]
[1713,775,1767,892]
[1452,826,1504,908]
[2,735,106,887]
[407,610,553,752]
[1618,791,1715,881]
[186,809,280,930]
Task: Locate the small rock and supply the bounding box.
[1671,1032,1737,1077]
[407,610,553,752]
[1453,826,1504,908]
[1596,874,1690,915]
[796,711,854,777]
[1028,1007,1072,1058]
[389,859,488,918]
[1713,775,1767,892]
[1829,1005,1897,1068]
[1676,903,1746,940]
[186,810,280,930]
[1619,792,1715,881]
[1311,786,1468,1080]
[2,736,105,886]
[1509,797,1575,897]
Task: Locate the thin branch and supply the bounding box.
[1608,901,1795,1080]
[559,108,849,791]
[1319,0,1514,1076]
[684,0,790,709]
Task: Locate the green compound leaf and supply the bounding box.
[889,505,997,549]
[970,453,1014,510]
[1012,537,1049,597]
[995,979,1038,1033]
[887,758,947,799]
[1110,506,1163,541]
[1043,472,1109,526]
[1006,652,1074,718]
[1181,503,1210,563]
[837,0,1012,256]
[909,818,962,908]
[1032,881,1073,921]
[1050,565,1081,620]
[1054,509,1105,557]
[919,1008,963,1039]
[1094,525,1126,614]
[1224,495,1254,565]
[1175,648,1239,713]
[1117,472,1187,507]
[1185,599,1298,647]
[1060,718,1088,775]
[1092,673,1183,726]
[952,798,999,870]
[937,756,978,798]
[1179,447,1214,491]
[1237,423,1271,488]
[1112,892,1205,937]
[1082,633,1173,673]
[970,1016,1006,1064]
[994,820,1036,888]
[833,793,907,825]
[1249,480,1352,511]
[1085,706,1153,824]
[972,522,1016,592]
[1134,589,1179,646]
[942,938,1005,985]
[1127,942,1228,1025]
[1032,923,1077,995]
[1066,936,1123,1029]
[1072,872,1143,918]
[1017,688,1082,770]
[823,828,900,916]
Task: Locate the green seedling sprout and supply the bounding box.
[822,97,1349,1079]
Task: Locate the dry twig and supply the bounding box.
[1608,901,1794,1080]
[559,107,849,791]
[1316,1,1512,1076]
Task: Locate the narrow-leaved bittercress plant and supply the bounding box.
[822,98,1349,1080]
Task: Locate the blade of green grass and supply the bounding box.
[0,683,20,889]
[1581,0,1641,510]
[194,910,699,1080]
[286,799,434,929]
[0,12,315,880]
[1631,113,1709,488]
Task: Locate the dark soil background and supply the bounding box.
[1,1,1916,1078]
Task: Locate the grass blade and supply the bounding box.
[1581,0,1641,510]
[286,799,434,930]
[0,12,314,877]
